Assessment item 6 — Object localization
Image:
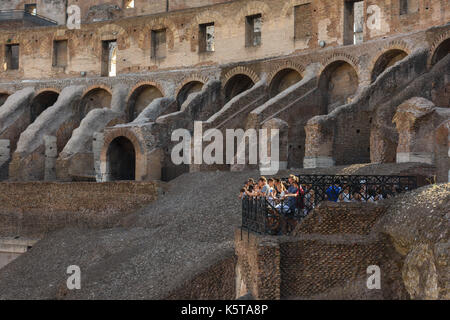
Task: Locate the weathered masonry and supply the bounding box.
[0,0,448,183]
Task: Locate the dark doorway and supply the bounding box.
[107,136,136,181]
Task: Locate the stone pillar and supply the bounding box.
[44,135,57,181]
[93,132,105,182]
[393,98,436,165]
[0,139,10,180]
[235,230,281,300]
[304,118,335,168]
[260,118,288,175]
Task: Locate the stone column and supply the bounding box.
[44,135,57,181]
[260,118,288,175]
[0,139,10,180]
[304,117,335,168]
[93,132,105,182]
[393,98,436,165]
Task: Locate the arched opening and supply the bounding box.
[318,61,359,112]
[30,91,59,122]
[127,85,163,121]
[79,88,112,120]
[177,81,204,109]
[0,93,10,106]
[106,136,136,181]
[371,49,408,83]
[431,38,450,67]
[224,74,255,103]
[269,68,303,98]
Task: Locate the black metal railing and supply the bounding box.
[241,175,418,235]
[0,10,57,26]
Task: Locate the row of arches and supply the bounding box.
[104,39,448,181]
[5,38,448,128]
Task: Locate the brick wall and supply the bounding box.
[294,202,388,235]
[235,201,407,299]
[0,181,160,237]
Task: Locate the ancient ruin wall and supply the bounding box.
[0,181,160,238]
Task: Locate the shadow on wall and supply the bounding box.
[224,74,255,104]
[79,88,112,121]
[176,81,204,110]
[127,85,164,122]
[30,91,59,123]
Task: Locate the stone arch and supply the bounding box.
[30,89,60,122]
[223,66,260,86]
[370,49,409,83]
[318,59,359,112]
[268,63,304,97]
[101,130,145,181]
[176,81,204,109]
[126,82,164,121]
[223,73,256,103]
[429,35,450,68]
[79,86,113,120]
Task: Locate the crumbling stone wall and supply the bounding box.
[235,202,408,300]
[1,0,448,81]
[0,181,160,238]
[393,97,450,182]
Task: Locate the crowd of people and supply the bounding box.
[239,175,307,217]
[239,174,401,216]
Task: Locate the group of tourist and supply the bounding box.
[240,174,399,216]
[239,174,306,216]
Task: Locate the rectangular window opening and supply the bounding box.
[151,29,167,60]
[294,3,312,41]
[101,40,117,77]
[344,1,364,45]
[400,0,419,15]
[246,14,262,47]
[5,44,19,71]
[25,4,37,15]
[124,0,135,9]
[199,22,215,53]
[53,40,68,67]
